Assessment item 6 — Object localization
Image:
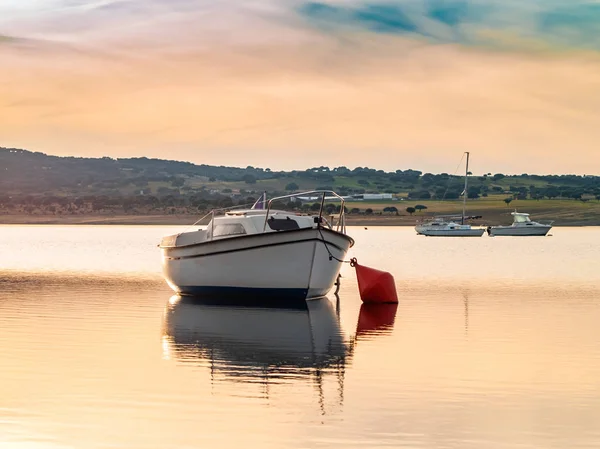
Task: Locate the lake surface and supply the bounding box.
[1,225,599,449]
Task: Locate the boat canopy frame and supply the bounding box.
[263,190,347,235]
[185,190,348,242]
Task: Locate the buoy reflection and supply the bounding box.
[355,303,398,339]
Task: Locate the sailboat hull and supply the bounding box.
[416,227,485,237]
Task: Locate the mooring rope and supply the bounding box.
[317,228,354,264]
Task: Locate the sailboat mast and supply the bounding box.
[462,152,469,225]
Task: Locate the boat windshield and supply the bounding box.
[212,223,247,237]
[513,214,531,223]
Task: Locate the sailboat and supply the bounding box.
[415,152,485,237]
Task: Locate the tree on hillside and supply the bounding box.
[445,190,461,199]
[219,197,234,208]
[383,206,398,215]
[406,207,416,216]
[544,187,560,199]
[325,203,337,214]
[434,188,446,199]
[569,190,583,200]
[414,204,427,213]
[467,185,481,199]
[504,197,513,206]
[285,182,299,191]
[243,174,256,184]
[408,191,431,200]
[365,208,373,215]
[170,177,185,187]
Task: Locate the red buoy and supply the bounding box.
[351,258,398,304]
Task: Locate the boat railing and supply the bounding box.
[188,202,256,241]
[186,192,347,240]
[263,190,347,234]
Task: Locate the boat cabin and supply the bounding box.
[208,210,320,239]
[160,210,326,248]
[512,212,532,224]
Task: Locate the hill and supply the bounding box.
[0,147,599,225]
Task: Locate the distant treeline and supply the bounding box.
[0,192,362,216]
[1,148,599,211]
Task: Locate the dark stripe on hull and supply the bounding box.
[162,226,354,251]
[166,236,347,260]
[423,234,484,237]
[176,286,330,301]
[489,233,550,237]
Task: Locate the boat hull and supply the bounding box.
[161,228,353,301]
[416,227,485,237]
[487,225,551,236]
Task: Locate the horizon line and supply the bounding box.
[2,146,597,178]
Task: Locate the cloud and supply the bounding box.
[540,3,600,49]
[297,1,600,52]
[299,2,417,34]
[3,0,600,53]
[353,4,418,33]
[426,0,470,27]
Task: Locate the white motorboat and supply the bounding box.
[159,191,354,300]
[487,212,553,236]
[415,152,485,237]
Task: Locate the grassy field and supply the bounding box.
[342,196,600,226]
[1,197,598,226]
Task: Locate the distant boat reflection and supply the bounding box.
[355,303,398,339]
[163,296,351,383]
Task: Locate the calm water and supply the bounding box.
[1,225,599,449]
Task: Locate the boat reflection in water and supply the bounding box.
[162,295,351,411]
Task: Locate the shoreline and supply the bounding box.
[1,213,599,226]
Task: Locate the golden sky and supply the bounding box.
[1,1,600,174]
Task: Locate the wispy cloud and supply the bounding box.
[298,1,600,52]
[3,1,600,53]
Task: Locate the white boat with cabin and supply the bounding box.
[487,212,553,236]
[415,152,485,237]
[159,191,354,301]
